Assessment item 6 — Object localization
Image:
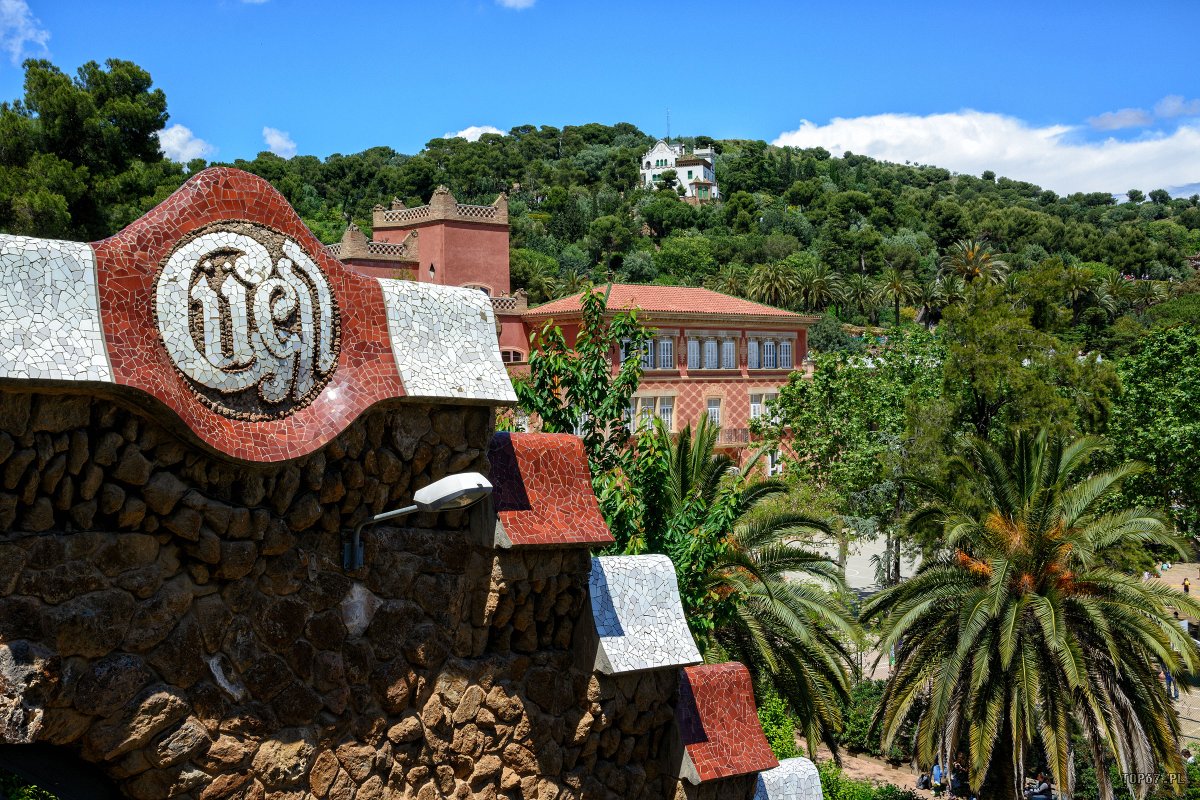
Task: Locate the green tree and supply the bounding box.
[878,266,918,326]
[841,273,880,323]
[516,284,650,477]
[509,247,558,303]
[939,286,1117,438]
[793,256,844,312]
[1109,325,1200,535]
[0,58,183,238]
[616,417,858,756]
[746,259,801,308]
[864,430,1200,800]
[940,238,1008,285]
[654,234,717,281]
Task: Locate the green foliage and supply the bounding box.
[864,430,1200,799]
[757,681,800,759]
[1110,325,1200,534]
[0,58,184,239]
[0,769,60,800]
[515,283,649,479]
[807,313,862,354]
[818,762,922,800]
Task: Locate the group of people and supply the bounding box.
[917,759,1052,799]
[916,755,972,797]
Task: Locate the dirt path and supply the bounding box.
[802,741,921,789]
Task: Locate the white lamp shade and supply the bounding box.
[413,472,493,511]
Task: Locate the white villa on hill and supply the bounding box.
[639,140,720,202]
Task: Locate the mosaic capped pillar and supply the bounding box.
[486,431,614,548]
[0,167,515,462]
[587,554,701,674]
[673,662,778,785]
[753,757,823,800]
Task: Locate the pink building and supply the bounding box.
[329,189,816,459]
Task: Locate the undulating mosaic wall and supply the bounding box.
[0,168,819,800]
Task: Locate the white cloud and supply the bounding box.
[262,126,297,158]
[157,124,214,162]
[444,125,505,141]
[1087,107,1152,131]
[1154,94,1200,119]
[496,0,535,8]
[0,0,49,65]
[772,110,1200,196]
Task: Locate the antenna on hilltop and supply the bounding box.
[666,108,671,143]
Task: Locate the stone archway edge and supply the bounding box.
[0,168,515,463]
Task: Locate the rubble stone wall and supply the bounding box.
[0,392,682,800]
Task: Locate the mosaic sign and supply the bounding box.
[0,167,514,462]
[155,223,340,420]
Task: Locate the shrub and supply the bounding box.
[757,682,799,759]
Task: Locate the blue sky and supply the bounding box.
[3,0,1200,194]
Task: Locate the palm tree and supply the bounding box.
[747,260,802,309]
[878,265,918,326]
[641,416,859,756]
[862,430,1200,800]
[914,279,944,329]
[707,263,751,298]
[841,273,880,323]
[552,269,588,298]
[1131,278,1168,312]
[795,261,844,312]
[941,238,1009,285]
[1099,272,1133,315]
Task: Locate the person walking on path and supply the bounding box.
[1185,577,1191,595]
[1165,666,1180,700]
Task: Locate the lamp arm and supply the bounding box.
[345,504,420,570]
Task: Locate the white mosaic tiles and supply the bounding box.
[0,234,111,383]
[378,279,516,404]
[589,554,702,675]
[753,758,823,800]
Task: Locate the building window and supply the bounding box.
[638,400,654,430]
[641,340,655,370]
[780,340,793,369]
[767,450,784,476]
[500,349,524,363]
[748,339,760,369]
[687,170,693,179]
[704,339,718,370]
[658,338,673,370]
[659,398,673,431]
[721,339,736,370]
[687,339,700,369]
[707,398,722,426]
[620,339,633,363]
[763,340,777,369]
[751,392,779,422]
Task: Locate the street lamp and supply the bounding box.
[343,471,493,569]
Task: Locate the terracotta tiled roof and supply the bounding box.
[524,284,812,321]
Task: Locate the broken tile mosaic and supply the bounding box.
[676,662,778,784]
[754,758,823,800]
[488,431,614,547]
[0,234,111,383]
[589,554,701,674]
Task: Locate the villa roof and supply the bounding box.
[523,284,815,323]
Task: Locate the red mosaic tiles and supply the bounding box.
[487,432,614,548]
[676,662,778,783]
[91,167,406,463]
